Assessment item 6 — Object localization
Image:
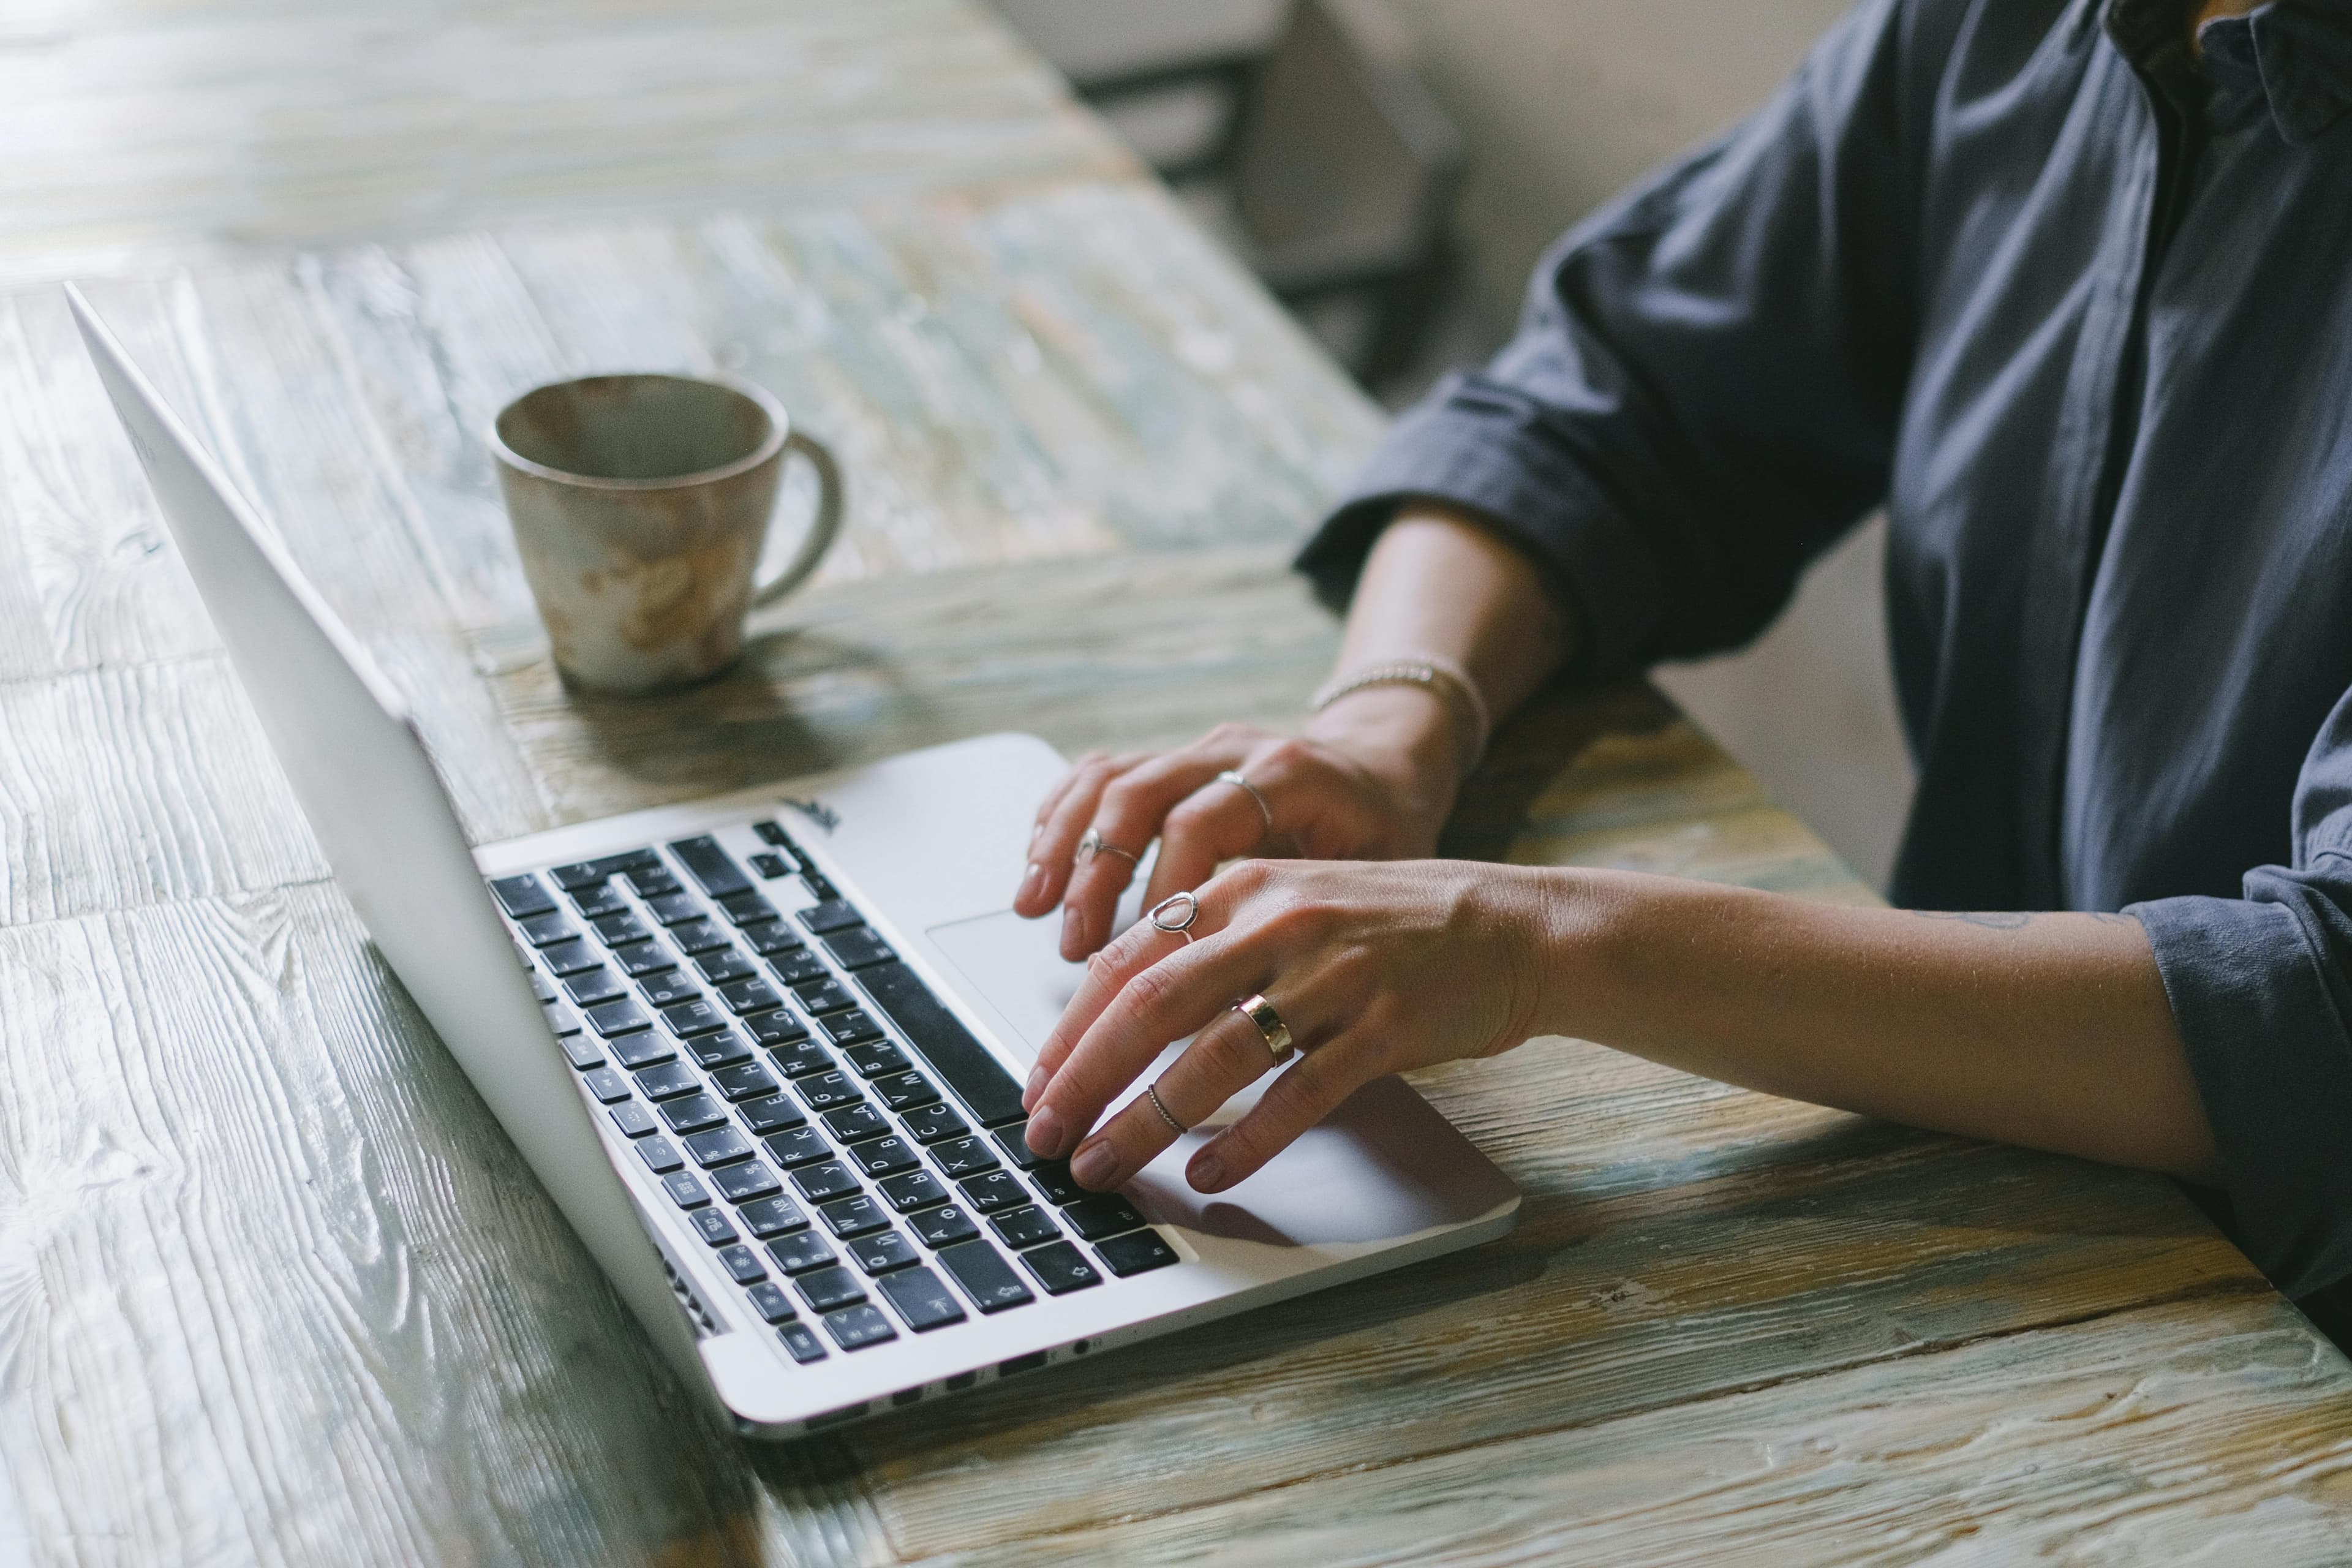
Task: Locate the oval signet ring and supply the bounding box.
[1148,890,1200,943]
[1233,992,1295,1066]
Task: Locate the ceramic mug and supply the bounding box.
[489,372,844,695]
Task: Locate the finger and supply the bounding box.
[1022,900,1204,1114]
[1061,750,1247,958]
[1065,1005,1291,1191]
[1138,777,1280,916]
[1017,751,1145,919]
[1184,1033,1370,1192]
[1025,921,1275,1160]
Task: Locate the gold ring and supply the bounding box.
[1232,993,1294,1066]
[1077,827,1140,865]
[1215,769,1276,837]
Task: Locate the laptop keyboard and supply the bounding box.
[488,820,1178,1367]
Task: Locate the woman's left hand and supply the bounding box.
[1020,856,1563,1193]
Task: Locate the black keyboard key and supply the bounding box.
[849,1229,921,1275]
[929,1137,999,1180]
[900,1103,969,1145]
[548,859,613,892]
[530,969,557,1004]
[877,1265,968,1331]
[690,1207,739,1247]
[802,870,839,901]
[586,998,654,1039]
[1061,1193,1148,1241]
[767,1040,834,1079]
[571,881,630,919]
[798,899,864,935]
[790,1159,861,1202]
[871,1071,941,1113]
[795,1265,866,1313]
[608,941,676,979]
[1095,1229,1180,1277]
[739,1196,808,1238]
[628,865,682,898]
[608,1101,657,1139]
[1019,1240,1102,1295]
[562,967,626,1008]
[543,1000,584,1038]
[959,1170,1027,1213]
[517,911,579,947]
[711,1161,783,1205]
[820,1009,883,1046]
[821,1303,897,1350]
[745,1281,797,1322]
[994,1124,1046,1170]
[826,929,895,970]
[608,1030,676,1071]
[695,949,756,986]
[645,891,703,926]
[634,1060,699,1100]
[743,1009,812,1049]
[660,1093,728,1135]
[491,873,556,919]
[742,921,803,956]
[842,1039,911,1079]
[936,1240,1034,1313]
[795,1071,863,1112]
[1030,1162,1085,1206]
[637,971,703,1009]
[823,1104,890,1143]
[793,978,854,1016]
[669,835,755,899]
[908,1204,980,1250]
[684,1030,754,1071]
[582,1066,633,1104]
[856,961,1027,1126]
[818,1194,891,1239]
[711,1061,780,1102]
[592,911,652,946]
[636,1136,684,1175]
[777,1322,828,1363]
[753,818,802,854]
[763,1129,831,1168]
[766,1230,836,1275]
[720,978,785,1016]
[845,1136,919,1178]
[767,949,830,986]
[716,1243,767,1285]
[990,1204,1061,1250]
[538,937,603,977]
[719,891,779,926]
[670,918,731,956]
[878,1170,951,1214]
[749,852,791,880]
[684,1126,755,1167]
[661,998,728,1038]
[663,1170,710,1209]
[557,1036,603,1072]
[739,1093,805,1135]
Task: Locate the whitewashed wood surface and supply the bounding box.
[2,2,2348,1564]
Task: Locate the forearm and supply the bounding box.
[1539,870,2224,1183]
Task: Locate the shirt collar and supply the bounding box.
[2104,0,2352,143]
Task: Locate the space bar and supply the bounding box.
[855,961,1027,1127]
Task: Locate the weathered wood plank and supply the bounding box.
[918,1295,2352,1566]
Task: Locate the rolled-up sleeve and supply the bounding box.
[2128,685,2352,1300]
[1297,0,1922,676]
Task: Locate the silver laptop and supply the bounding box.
[69,283,1520,1438]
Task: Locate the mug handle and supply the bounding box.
[751,429,846,607]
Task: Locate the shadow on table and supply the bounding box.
[1441,678,1684,864]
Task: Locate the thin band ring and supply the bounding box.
[1077,827,1140,866]
[1144,1082,1188,1136]
[1149,890,1201,944]
[1215,769,1276,837]
[1233,992,1295,1067]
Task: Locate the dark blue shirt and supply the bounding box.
[1299,0,2352,1305]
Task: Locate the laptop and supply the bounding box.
[68,283,1520,1438]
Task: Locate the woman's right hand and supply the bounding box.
[1013,685,1466,961]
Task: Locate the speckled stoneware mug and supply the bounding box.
[489,372,844,695]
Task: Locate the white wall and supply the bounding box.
[1384,0,1915,889]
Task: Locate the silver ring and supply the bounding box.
[1148,890,1200,943]
[1144,1082,1188,1136]
[1233,992,1295,1066]
[1077,827,1140,866]
[1216,769,1276,837]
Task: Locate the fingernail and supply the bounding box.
[1071,1140,1117,1189]
[1061,903,1088,954]
[1019,862,1044,906]
[1023,1061,1049,1109]
[1030,821,1044,843]
[1190,1150,1225,1191]
[1025,1105,1064,1155]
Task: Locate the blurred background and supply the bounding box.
[989,0,1913,891]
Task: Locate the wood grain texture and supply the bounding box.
[4,0,2348,1562]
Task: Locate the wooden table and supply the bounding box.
[6,2,2350,1562]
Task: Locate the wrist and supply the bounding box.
[1513,866,1633,1044]
[1303,684,1461,801]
